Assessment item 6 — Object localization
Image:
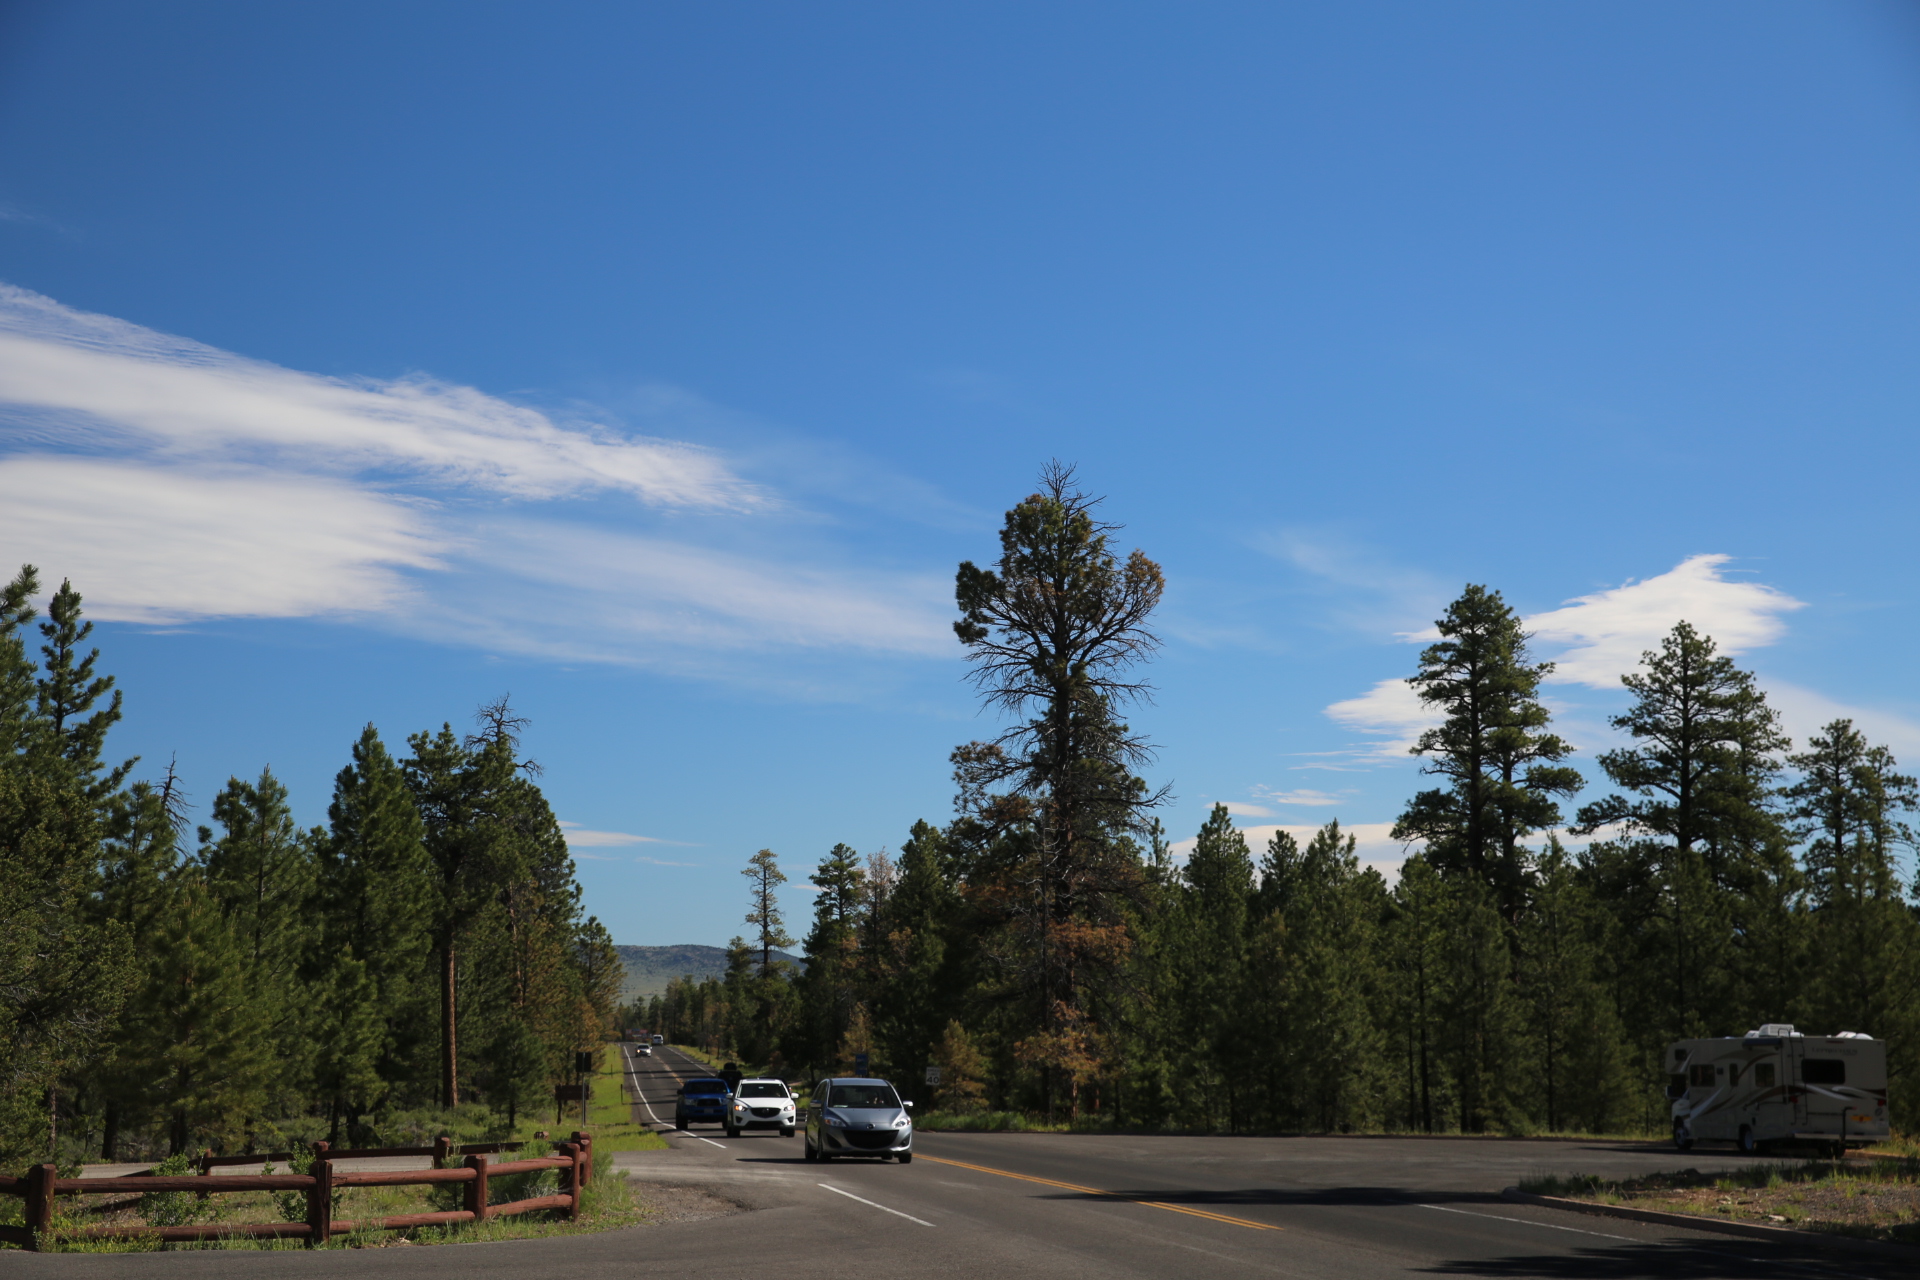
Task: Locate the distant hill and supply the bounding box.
[615,944,806,1004]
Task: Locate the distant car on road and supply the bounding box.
[725,1078,797,1138]
[675,1077,731,1129]
[636,1044,652,1057]
[804,1077,913,1163]
[651,1034,665,1045]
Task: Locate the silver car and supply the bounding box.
[803,1077,914,1163]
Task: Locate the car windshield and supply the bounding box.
[684,1079,728,1095]
[738,1082,787,1098]
[830,1084,899,1109]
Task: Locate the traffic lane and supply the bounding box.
[903,1133,1901,1280]
[914,1131,1791,1199]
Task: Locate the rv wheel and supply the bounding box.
[1738,1125,1756,1154]
[1672,1120,1694,1151]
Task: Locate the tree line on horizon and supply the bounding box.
[0,566,621,1167]
[635,464,1920,1136]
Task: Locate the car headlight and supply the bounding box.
[894,1116,911,1128]
[825,1113,846,1128]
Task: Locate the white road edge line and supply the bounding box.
[819,1182,935,1227]
[1418,1203,1633,1241]
[697,1136,727,1149]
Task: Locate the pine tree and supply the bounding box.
[1516,839,1633,1133]
[1391,585,1581,920]
[33,579,134,799]
[1783,721,1920,1116]
[1384,855,1450,1132]
[320,725,435,1111]
[793,844,865,1074]
[121,874,276,1155]
[951,463,1165,1113]
[742,849,795,976]
[405,723,522,1107]
[1254,821,1387,1132]
[1169,805,1253,1130]
[1574,622,1790,1044]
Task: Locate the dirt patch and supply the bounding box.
[635,1183,748,1226]
[1528,1160,1920,1244]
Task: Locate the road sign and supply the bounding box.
[555,1083,590,1101]
[575,1051,596,1075]
[925,1066,941,1086]
[853,1052,870,1076]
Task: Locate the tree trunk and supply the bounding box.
[442,942,460,1109]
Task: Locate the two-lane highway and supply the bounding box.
[17,1050,1905,1279]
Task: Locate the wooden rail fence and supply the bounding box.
[0,1132,593,1252]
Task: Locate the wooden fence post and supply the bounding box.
[463,1153,489,1224]
[571,1131,592,1187]
[565,1143,582,1222]
[306,1143,332,1247]
[432,1135,451,1169]
[24,1162,54,1251]
[196,1147,214,1200]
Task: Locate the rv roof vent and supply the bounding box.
[1757,1023,1797,1037]
[1834,1031,1874,1040]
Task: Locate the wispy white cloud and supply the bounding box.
[1763,681,1920,765]
[0,285,957,675]
[0,285,752,507]
[1252,785,1348,807]
[559,821,696,849]
[1220,801,1275,818]
[1324,677,1436,760]
[1525,555,1805,688]
[1321,555,1809,757]
[0,455,440,622]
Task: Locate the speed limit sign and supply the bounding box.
[925,1066,941,1085]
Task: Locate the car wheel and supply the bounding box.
[803,1139,818,1162]
[1672,1120,1694,1151]
[1738,1125,1756,1154]
[781,1126,795,1137]
[724,1125,738,1139]
[675,1112,686,1130]
[896,1152,913,1164]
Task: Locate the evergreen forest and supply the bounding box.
[0,565,621,1167]
[6,463,1918,1166]
[635,466,1920,1138]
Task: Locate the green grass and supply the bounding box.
[588,1042,669,1153]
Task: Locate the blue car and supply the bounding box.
[675,1077,731,1129]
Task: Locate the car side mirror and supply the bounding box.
[904,1101,914,1109]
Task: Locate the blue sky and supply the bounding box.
[2,1,1917,946]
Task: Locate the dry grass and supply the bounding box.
[1522,1156,1920,1244]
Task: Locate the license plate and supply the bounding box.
[1851,1114,1873,1124]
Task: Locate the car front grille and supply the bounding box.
[843,1130,898,1150]
[752,1107,780,1118]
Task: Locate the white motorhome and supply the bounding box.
[1667,1023,1888,1154]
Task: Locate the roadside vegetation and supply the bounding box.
[7,462,1919,1185]
[1522,1157,1920,1243]
[620,467,1920,1142]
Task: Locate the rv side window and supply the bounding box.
[1803,1059,1845,1085]
[1754,1063,1775,1087]
[1728,1063,1742,1086]
[1688,1065,1715,1087]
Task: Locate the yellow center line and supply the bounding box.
[917,1154,1281,1231]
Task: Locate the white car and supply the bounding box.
[636,1044,652,1056]
[725,1078,798,1137]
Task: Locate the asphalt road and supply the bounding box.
[16,1043,1901,1279]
